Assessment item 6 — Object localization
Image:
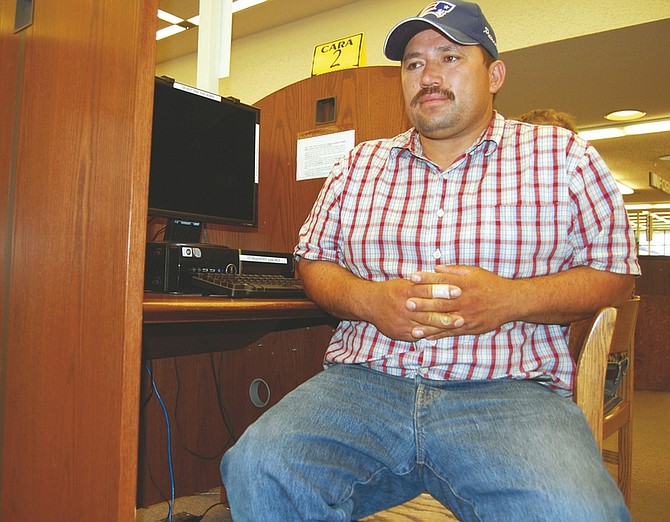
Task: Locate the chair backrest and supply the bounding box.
[608,297,640,356]
[603,296,640,441]
[569,307,618,449]
[602,296,639,504]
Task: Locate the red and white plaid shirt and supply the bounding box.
[295,112,639,394]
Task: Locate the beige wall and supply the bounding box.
[156,0,670,105]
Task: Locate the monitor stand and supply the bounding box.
[163,218,202,243]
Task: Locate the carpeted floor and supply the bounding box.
[135,488,229,522]
[611,390,670,522]
[135,391,670,522]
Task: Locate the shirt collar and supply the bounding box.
[478,111,503,156]
[462,111,501,157]
[392,111,503,160]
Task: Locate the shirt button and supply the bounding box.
[436,208,445,218]
[433,249,441,259]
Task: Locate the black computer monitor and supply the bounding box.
[147,76,259,242]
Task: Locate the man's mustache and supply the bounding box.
[410,86,455,108]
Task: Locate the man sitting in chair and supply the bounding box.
[221,2,639,520]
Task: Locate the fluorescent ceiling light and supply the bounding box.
[626,210,670,230]
[605,110,646,122]
[652,212,670,226]
[626,203,670,210]
[232,0,268,13]
[156,0,265,41]
[578,118,670,141]
[623,120,670,136]
[578,128,625,141]
[157,9,183,24]
[615,181,634,195]
[157,25,186,41]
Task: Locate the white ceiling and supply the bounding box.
[156,0,359,64]
[156,2,670,229]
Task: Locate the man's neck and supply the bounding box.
[420,112,494,171]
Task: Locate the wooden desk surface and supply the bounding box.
[142,293,335,360]
[143,293,330,324]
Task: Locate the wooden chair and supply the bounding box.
[568,306,619,449]
[361,306,619,521]
[602,296,640,506]
[568,297,639,506]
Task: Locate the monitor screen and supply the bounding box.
[148,77,260,238]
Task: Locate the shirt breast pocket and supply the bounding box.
[485,203,570,278]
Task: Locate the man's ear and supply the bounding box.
[489,60,506,94]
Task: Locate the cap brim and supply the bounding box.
[383,18,479,61]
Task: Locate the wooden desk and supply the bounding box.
[138,293,336,506]
[143,293,330,324]
[142,293,334,359]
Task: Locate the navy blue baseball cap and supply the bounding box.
[384,1,498,61]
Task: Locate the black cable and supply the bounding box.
[173,358,225,460]
[147,215,168,241]
[151,225,167,241]
[172,355,235,461]
[200,501,229,520]
[209,353,237,445]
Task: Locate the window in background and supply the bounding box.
[637,229,670,256]
[628,208,670,257]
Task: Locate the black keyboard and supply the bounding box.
[191,272,305,298]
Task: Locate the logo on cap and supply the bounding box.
[419,2,456,18]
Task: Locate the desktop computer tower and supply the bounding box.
[144,241,240,293]
[144,242,296,294]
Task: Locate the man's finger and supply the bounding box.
[432,284,461,299]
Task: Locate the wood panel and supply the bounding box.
[0,0,19,339]
[635,256,670,295]
[634,295,670,391]
[1,1,158,520]
[138,324,334,506]
[633,256,670,391]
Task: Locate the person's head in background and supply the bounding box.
[518,108,578,133]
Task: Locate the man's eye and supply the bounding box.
[406,61,423,70]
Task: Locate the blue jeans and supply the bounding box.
[221,364,629,521]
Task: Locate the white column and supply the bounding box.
[197,0,233,92]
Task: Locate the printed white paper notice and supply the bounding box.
[296,130,355,181]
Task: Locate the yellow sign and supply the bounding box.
[311,33,365,76]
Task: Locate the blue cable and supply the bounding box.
[145,364,176,522]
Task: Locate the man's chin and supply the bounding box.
[413,121,457,139]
